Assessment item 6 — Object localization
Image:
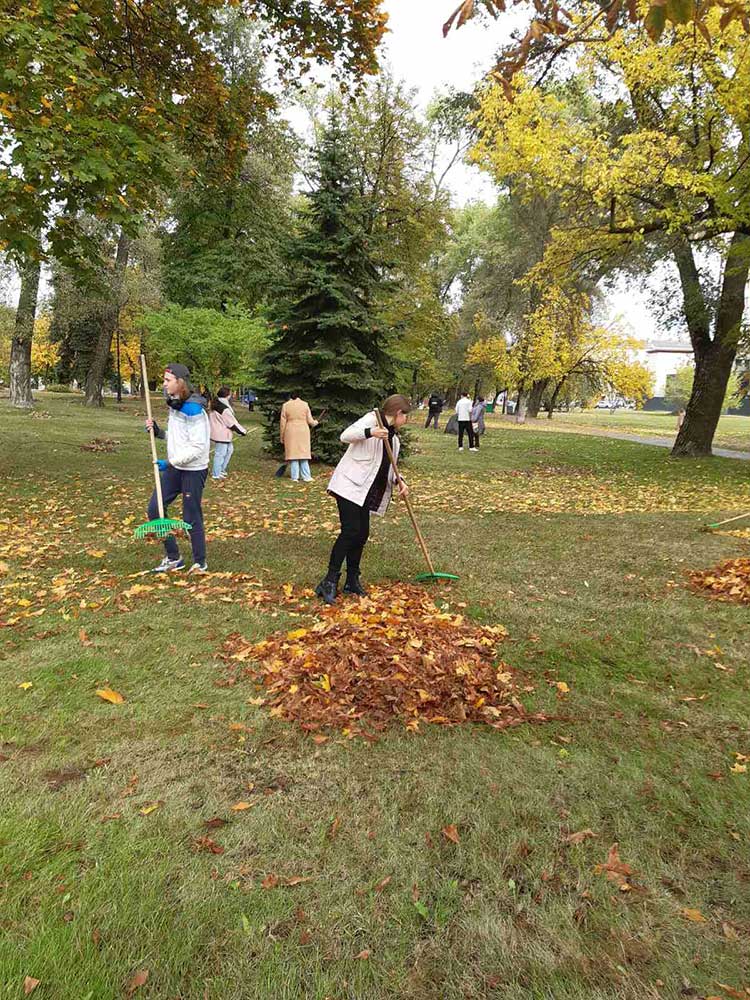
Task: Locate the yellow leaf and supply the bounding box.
[86,550,106,558]
[247,696,265,706]
[680,907,707,922]
[18,681,33,690]
[556,681,570,693]
[231,801,253,811]
[95,688,125,704]
[730,763,747,774]
[139,802,161,815]
[286,628,308,640]
[17,598,32,607]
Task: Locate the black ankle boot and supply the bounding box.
[343,574,368,597]
[315,573,340,605]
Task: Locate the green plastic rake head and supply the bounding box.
[134,517,192,541]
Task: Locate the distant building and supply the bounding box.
[639,339,693,408]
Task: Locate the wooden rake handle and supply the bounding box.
[373,409,436,577]
[140,353,165,519]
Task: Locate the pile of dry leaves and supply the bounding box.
[221,584,548,739]
[689,558,750,604]
[81,436,121,453]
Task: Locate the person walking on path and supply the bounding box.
[424,391,444,430]
[455,392,477,451]
[471,396,487,448]
[145,363,211,574]
[280,393,319,482]
[209,387,248,481]
[315,395,410,605]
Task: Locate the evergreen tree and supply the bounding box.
[258,117,395,464]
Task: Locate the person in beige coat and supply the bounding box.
[315,394,410,604]
[280,394,318,482]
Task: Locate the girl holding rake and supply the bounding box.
[315,395,410,604]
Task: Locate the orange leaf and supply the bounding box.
[285,876,312,886]
[355,949,371,960]
[261,873,279,889]
[681,907,707,923]
[441,824,460,844]
[95,688,125,704]
[373,875,391,892]
[593,843,634,885]
[565,829,597,845]
[23,978,41,996]
[126,969,149,995]
[231,801,253,812]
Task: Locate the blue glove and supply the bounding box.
[156,459,168,471]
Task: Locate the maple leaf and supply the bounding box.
[594,843,634,886]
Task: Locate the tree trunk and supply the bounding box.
[672,233,750,457]
[526,378,550,419]
[9,257,42,409]
[547,377,566,418]
[84,230,130,407]
[515,390,528,423]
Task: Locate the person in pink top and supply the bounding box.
[209,387,247,480]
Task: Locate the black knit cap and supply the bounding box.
[164,362,190,383]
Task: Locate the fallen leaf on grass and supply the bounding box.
[138,802,162,816]
[565,829,597,845]
[203,817,228,830]
[327,815,341,840]
[194,836,224,854]
[23,977,40,996]
[78,628,92,646]
[261,874,279,889]
[681,908,707,923]
[355,949,371,960]
[373,875,391,892]
[101,813,121,822]
[594,843,634,887]
[730,763,747,774]
[715,984,750,999]
[284,876,312,886]
[126,969,149,995]
[95,688,125,704]
[231,801,253,812]
[18,682,33,690]
[556,681,570,693]
[441,824,460,844]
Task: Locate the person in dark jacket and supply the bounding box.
[315,395,410,605]
[424,391,444,430]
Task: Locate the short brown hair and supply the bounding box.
[382,394,411,417]
[174,378,191,402]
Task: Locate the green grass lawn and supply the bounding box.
[1,393,749,1000]
[510,408,750,452]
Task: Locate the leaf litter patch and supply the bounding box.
[689,558,750,604]
[220,584,551,740]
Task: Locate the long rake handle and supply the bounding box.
[140,354,165,519]
[708,510,750,528]
[373,409,437,577]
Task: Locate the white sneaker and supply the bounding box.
[458,447,464,451]
[301,476,313,482]
[469,447,478,452]
[188,561,208,574]
[151,556,184,573]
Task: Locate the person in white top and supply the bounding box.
[455,392,477,451]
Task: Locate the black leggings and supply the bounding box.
[328,495,370,578]
[457,420,476,448]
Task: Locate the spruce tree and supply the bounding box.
[258,117,394,464]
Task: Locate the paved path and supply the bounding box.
[497,418,750,460]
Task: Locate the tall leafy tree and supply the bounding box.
[472,15,750,454]
[0,0,387,406]
[258,117,394,463]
